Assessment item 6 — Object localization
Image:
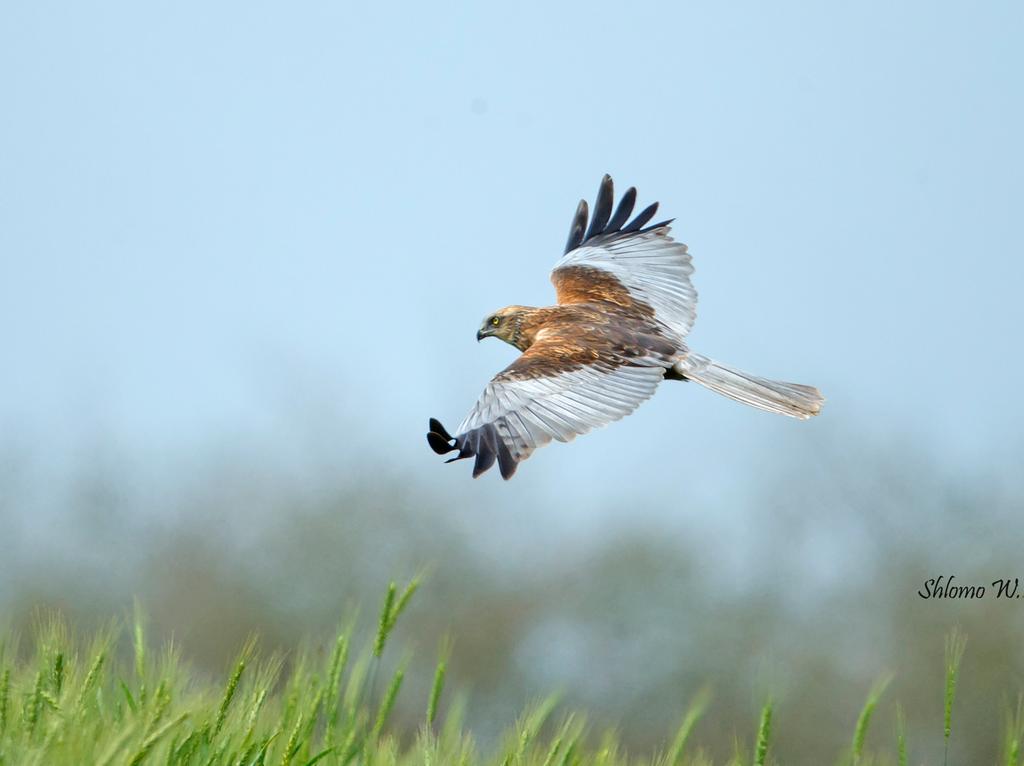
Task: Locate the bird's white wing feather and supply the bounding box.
[446,361,665,478]
[552,227,696,340]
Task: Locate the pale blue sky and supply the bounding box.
[1,1,1022,514]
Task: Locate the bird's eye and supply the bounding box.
[490,316,500,326]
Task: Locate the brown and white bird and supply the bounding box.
[428,175,823,479]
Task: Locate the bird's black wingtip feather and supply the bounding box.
[622,201,660,232]
[429,420,520,480]
[427,418,459,455]
[584,175,614,241]
[605,186,637,232]
[564,177,667,252]
[471,424,499,478]
[564,199,589,254]
[427,430,455,455]
[428,417,453,441]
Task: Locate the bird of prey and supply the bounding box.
[427,175,824,479]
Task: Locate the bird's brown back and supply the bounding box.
[500,304,680,381]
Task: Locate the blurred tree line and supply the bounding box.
[1,427,1021,765]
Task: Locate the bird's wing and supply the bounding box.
[552,175,697,340]
[427,331,667,479]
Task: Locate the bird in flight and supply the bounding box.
[427,175,823,479]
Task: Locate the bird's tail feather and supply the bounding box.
[675,353,824,420]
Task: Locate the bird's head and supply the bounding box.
[477,306,532,348]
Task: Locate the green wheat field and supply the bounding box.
[0,577,1015,766]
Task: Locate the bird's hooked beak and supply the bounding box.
[476,329,486,342]
[476,322,494,342]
